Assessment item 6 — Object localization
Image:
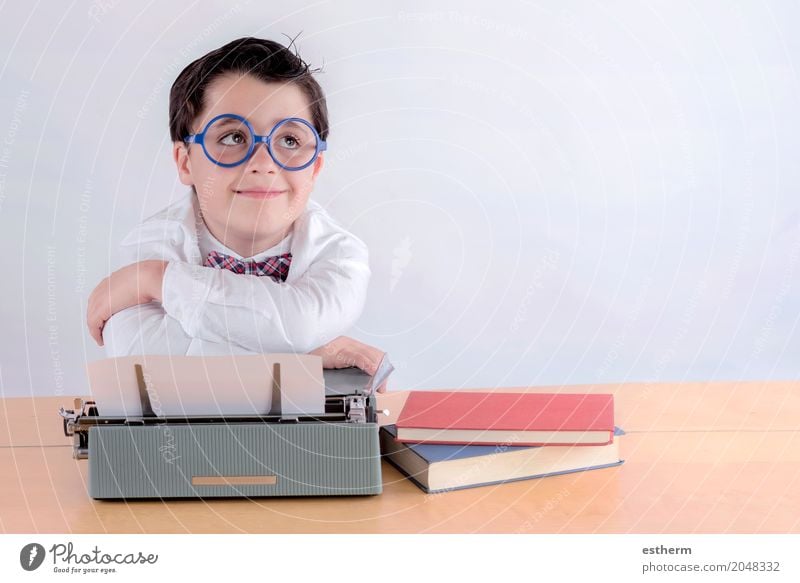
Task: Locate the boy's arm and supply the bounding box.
[89,255,194,356]
[102,302,194,357]
[87,260,169,346]
[90,214,194,354]
[94,252,369,355]
[160,243,370,354]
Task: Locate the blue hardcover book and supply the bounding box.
[380,424,624,493]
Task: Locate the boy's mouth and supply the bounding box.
[234,188,286,200]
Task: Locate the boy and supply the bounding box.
[86,37,386,387]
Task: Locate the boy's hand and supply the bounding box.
[87,260,168,347]
[309,336,389,393]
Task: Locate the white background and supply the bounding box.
[1,0,798,397]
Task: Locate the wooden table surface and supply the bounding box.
[1,381,798,533]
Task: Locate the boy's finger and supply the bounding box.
[87,311,103,347]
[359,353,378,376]
[344,350,376,375]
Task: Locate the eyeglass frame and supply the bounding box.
[182,113,327,171]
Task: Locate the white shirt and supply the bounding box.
[102,190,370,357]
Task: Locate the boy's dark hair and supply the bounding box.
[169,36,328,143]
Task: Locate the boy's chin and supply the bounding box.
[229,219,294,241]
[230,192,307,221]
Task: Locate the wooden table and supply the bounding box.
[1,381,798,533]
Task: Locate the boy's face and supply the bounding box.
[173,73,324,254]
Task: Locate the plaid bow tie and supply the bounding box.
[204,250,292,282]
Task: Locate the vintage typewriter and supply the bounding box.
[58,355,393,500]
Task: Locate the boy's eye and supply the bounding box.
[276,134,300,149]
[219,131,248,146]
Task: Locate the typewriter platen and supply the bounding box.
[59,355,393,500]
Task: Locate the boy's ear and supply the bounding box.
[301,153,324,190]
[311,153,324,181]
[173,142,194,187]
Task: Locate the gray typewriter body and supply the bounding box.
[60,363,389,500]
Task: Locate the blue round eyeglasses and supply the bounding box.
[183,113,327,171]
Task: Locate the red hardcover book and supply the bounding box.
[395,391,614,446]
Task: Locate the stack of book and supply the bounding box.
[380,391,624,493]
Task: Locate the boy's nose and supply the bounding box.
[244,142,279,173]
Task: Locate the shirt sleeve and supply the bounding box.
[160,235,371,354]
[102,302,194,357]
